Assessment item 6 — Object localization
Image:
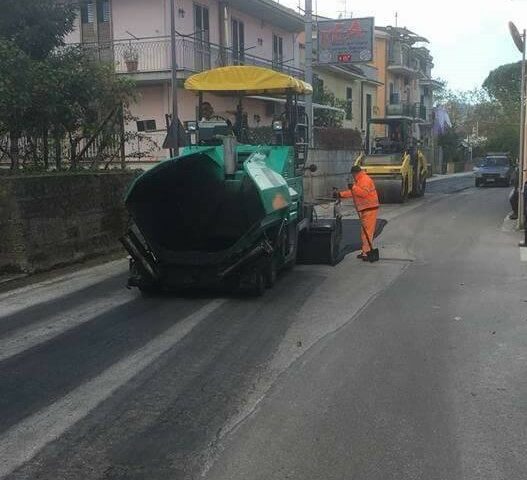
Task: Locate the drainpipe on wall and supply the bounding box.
[304,0,314,146]
[219,2,230,65]
[360,81,364,131]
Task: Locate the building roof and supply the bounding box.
[314,63,383,86]
[228,0,304,32]
[376,25,429,45]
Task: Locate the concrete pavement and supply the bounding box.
[1,176,526,480]
[205,181,527,480]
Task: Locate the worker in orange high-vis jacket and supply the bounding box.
[337,165,380,260]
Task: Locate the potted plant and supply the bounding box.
[123,43,139,72]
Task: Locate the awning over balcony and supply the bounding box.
[184,66,312,95]
[227,0,304,32]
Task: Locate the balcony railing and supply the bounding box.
[388,47,424,78]
[388,53,411,69]
[416,103,428,121]
[386,102,412,117]
[386,102,428,120]
[82,36,304,78]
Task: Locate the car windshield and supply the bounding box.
[479,157,509,167]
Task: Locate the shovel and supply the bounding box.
[351,191,380,263]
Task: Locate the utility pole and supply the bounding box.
[509,22,526,231]
[519,30,526,230]
[170,0,179,153]
[304,0,314,146]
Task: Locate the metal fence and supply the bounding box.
[83,36,304,78]
[0,129,161,170]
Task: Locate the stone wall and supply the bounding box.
[304,149,361,202]
[0,172,137,274]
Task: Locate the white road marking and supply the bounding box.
[0,290,134,362]
[426,172,474,183]
[520,247,527,262]
[0,260,128,319]
[0,298,226,479]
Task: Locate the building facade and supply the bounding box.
[312,63,380,132]
[372,26,441,147]
[66,0,306,160]
[64,5,441,161]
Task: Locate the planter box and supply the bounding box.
[125,60,139,72]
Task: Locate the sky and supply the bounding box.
[281,0,527,91]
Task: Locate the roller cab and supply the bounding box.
[355,118,428,203]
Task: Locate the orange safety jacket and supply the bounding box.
[339,171,380,211]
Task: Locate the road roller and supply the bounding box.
[120,66,342,295]
[354,118,428,203]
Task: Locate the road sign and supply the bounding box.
[317,17,374,64]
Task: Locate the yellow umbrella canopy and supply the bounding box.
[184,66,312,95]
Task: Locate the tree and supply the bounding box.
[0,0,76,60]
[0,41,35,168]
[42,47,136,168]
[0,2,142,170]
[433,63,524,164]
[312,81,347,128]
[483,62,522,118]
[485,123,520,158]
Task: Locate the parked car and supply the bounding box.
[474,154,514,187]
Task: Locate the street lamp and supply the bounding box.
[509,21,526,232]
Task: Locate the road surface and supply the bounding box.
[1,176,526,480]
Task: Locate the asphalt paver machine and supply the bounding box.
[121,66,342,295]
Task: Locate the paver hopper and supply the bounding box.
[121,66,342,295]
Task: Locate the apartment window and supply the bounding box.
[194,4,210,70]
[98,0,111,23]
[194,4,210,40]
[81,2,96,23]
[273,34,284,67]
[366,94,372,122]
[390,92,400,104]
[81,1,110,24]
[136,120,157,132]
[346,87,353,121]
[231,18,245,64]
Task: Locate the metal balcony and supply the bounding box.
[386,102,412,117]
[386,102,428,121]
[81,36,304,80]
[387,54,419,77]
